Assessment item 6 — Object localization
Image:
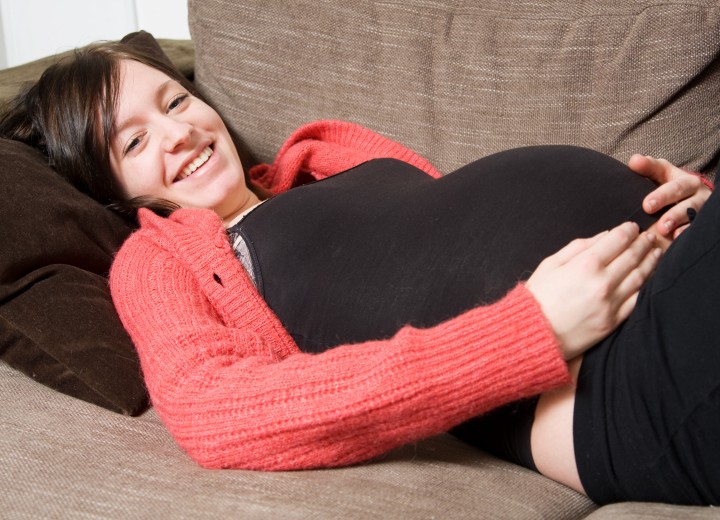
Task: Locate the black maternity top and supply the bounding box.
[228,147,656,352]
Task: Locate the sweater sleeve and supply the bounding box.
[110,217,570,471]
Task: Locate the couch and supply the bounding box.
[1,0,719,518]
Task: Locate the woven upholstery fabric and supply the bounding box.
[189,0,719,175]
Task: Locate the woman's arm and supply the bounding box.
[110,209,659,471]
[111,228,568,470]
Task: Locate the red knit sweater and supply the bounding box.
[109,121,570,470]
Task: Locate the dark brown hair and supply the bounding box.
[0,40,262,221]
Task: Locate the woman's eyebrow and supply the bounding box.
[114,79,177,138]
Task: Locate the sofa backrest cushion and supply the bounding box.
[188,0,719,175]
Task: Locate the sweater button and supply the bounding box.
[214,230,227,248]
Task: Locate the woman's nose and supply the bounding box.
[161,117,193,151]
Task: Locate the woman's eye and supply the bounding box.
[168,93,189,111]
[123,135,142,156]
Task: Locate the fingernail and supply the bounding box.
[687,207,697,223]
[647,199,657,211]
[663,220,673,231]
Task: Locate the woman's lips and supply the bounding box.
[175,146,213,182]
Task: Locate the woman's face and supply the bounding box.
[109,59,258,224]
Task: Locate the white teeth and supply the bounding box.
[180,146,213,179]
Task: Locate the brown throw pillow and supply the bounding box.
[0,31,193,414]
[0,139,144,414]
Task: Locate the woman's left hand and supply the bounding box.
[628,154,712,239]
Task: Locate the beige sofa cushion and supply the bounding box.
[188,0,719,175]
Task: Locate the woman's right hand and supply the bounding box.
[525,222,662,360]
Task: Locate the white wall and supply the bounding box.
[0,0,190,69]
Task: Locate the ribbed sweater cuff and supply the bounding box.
[401,284,569,424]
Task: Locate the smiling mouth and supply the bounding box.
[176,146,213,182]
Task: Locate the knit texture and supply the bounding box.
[109,121,570,470]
